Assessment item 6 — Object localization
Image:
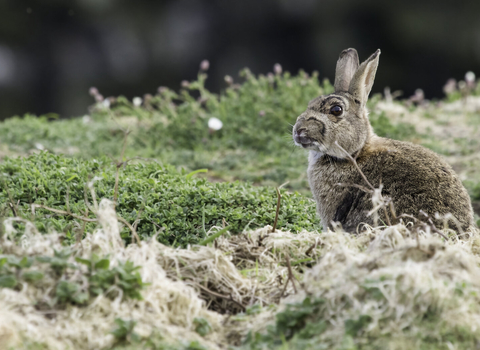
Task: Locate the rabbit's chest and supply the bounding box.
[308,162,356,200]
[307,153,361,226]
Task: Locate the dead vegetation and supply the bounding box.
[1,193,480,349]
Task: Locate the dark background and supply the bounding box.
[0,0,479,120]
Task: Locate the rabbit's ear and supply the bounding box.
[348,49,380,105]
[334,48,359,92]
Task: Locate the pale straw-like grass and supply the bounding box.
[1,198,479,349]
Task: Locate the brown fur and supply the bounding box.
[293,48,474,233]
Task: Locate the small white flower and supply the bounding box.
[208,117,223,130]
[224,75,233,85]
[89,87,99,96]
[102,99,111,108]
[133,97,142,107]
[35,143,45,150]
[200,59,210,71]
[82,115,91,124]
[465,71,476,83]
[274,63,282,75]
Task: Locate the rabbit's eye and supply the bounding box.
[330,105,343,116]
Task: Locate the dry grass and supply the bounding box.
[1,197,480,349]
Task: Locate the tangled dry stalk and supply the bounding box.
[1,195,479,349]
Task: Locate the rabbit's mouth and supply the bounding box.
[293,130,315,148]
[297,141,315,149]
[294,138,317,149]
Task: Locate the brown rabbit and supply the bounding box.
[293,48,474,233]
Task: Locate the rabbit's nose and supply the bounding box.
[295,128,306,137]
[294,128,312,145]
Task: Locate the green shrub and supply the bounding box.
[0,152,319,246]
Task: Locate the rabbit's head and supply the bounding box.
[293,48,380,158]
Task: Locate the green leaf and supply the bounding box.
[291,258,313,266]
[73,292,89,304]
[36,256,52,263]
[22,271,44,282]
[66,174,78,182]
[111,318,137,342]
[75,257,91,267]
[344,314,373,337]
[19,256,33,268]
[186,169,208,179]
[56,280,80,301]
[0,275,17,288]
[194,317,212,337]
[90,287,103,296]
[94,258,110,270]
[198,226,229,246]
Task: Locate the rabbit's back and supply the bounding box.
[308,136,474,232]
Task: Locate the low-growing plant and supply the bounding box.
[242,297,328,349]
[0,250,146,308]
[0,255,40,288]
[76,255,147,300]
[193,317,212,337]
[0,152,319,246]
[111,318,140,345]
[107,328,210,350]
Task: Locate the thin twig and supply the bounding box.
[397,213,417,222]
[389,202,397,221]
[281,254,298,297]
[382,206,392,226]
[31,204,98,222]
[66,186,71,214]
[196,283,246,312]
[305,241,318,256]
[75,184,92,244]
[31,203,143,245]
[435,212,465,237]
[428,223,448,240]
[336,182,373,194]
[113,129,131,209]
[271,187,282,233]
[8,203,17,217]
[77,208,88,244]
[1,177,19,217]
[116,216,142,246]
[132,200,146,232]
[397,213,449,240]
[123,156,163,166]
[419,210,450,240]
[83,182,95,213]
[335,141,394,226]
[286,254,298,293]
[146,218,165,232]
[334,141,375,190]
[88,179,99,210]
